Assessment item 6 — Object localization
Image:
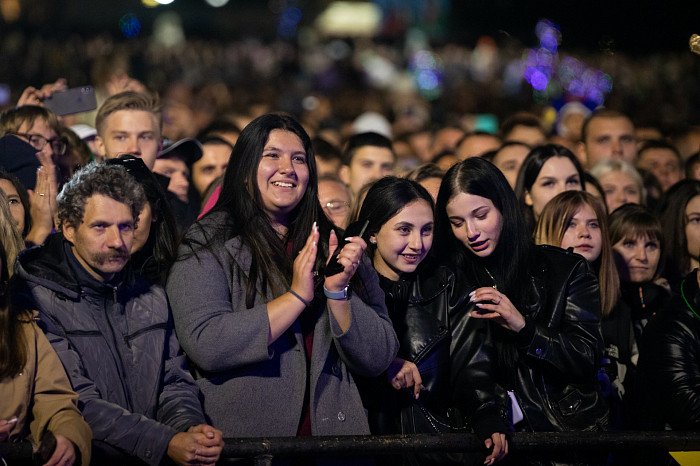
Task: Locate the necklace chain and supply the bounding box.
[484,267,498,291]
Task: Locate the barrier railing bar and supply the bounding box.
[4,431,700,464]
[222,431,700,459]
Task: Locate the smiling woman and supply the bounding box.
[357,176,509,465]
[167,113,398,438]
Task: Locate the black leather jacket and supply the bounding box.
[637,269,700,430]
[364,260,507,440]
[465,245,608,433]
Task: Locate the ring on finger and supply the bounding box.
[496,294,502,305]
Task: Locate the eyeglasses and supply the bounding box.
[10,132,67,156]
[322,200,350,214]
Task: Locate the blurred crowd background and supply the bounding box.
[1,0,698,143]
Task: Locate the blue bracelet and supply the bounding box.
[289,289,311,307]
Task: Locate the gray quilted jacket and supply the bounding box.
[14,233,206,465]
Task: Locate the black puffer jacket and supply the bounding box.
[13,233,206,465]
[468,245,608,433]
[365,260,508,441]
[637,269,700,430]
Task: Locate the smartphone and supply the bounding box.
[44,86,97,116]
[324,220,369,277]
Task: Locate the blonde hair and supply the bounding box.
[535,190,619,316]
[95,91,161,136]
[0,190,25,276]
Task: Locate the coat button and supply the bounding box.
[332,362,341,375]
[337,411,346,421]
[145,449,152,458]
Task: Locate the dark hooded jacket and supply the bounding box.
[13,233,206,465]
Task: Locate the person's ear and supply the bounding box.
[63,222,76,243]
[369,235,377,245]
[338,165,350,185]
[95,135,107,157]
[524,190,533,207]
[577,141,588,168]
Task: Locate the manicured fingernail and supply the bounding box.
[413,393,419,400]
[313,221,317,233]
[476,303,483,307]
[345,237,353,241]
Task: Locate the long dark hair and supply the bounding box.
[660,179,700,289]
[514,144,585,231]
[0,239,29,379]
[435,157,532,309]
[187,113,334,307]
[357,176,434,258]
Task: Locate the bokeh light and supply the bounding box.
[119,14,141,38]
[204,0,229,6]
[522,19,613,106]
[409,50,443,100]
[277,7,302,39]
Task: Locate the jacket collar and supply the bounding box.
[16,232,128,299]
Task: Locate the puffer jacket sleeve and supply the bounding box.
[156,316,208,431]
[32,294,178,466]
[516,251,604,381]
[28,323,92,466]
[327,255,399,377]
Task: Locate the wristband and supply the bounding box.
[289,289,311,307]
[323,284,351,300]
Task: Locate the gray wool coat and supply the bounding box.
[166,214,399,437]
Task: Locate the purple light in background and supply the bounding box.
[598,73,613,92]
[526,67,549,91]
[586,88,605,107]
[417,70,439,90]
[568,79,585,97]
[540,33,558,53]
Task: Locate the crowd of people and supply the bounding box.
[0,39,699,466]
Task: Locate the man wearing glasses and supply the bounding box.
[318,175,352,229]
[0,105,64,190]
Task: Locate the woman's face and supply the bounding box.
[372,199,434,281]
[526,156,581,219]
[445,192,503,258]
[0,179,25,234]
[559,203,602,262]
[613,234,660,283]
[256,129,309,226]
[598,170,642,213]
[131,202,153,254]
[685,195,700,263]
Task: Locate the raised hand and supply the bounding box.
[290,221,319,305]
[17,79,68,107]
[324,229,366,294]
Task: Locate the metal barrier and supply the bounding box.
[4,431,700,465]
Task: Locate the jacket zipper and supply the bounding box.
[104,285,135,411]
[124,323,169,347]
